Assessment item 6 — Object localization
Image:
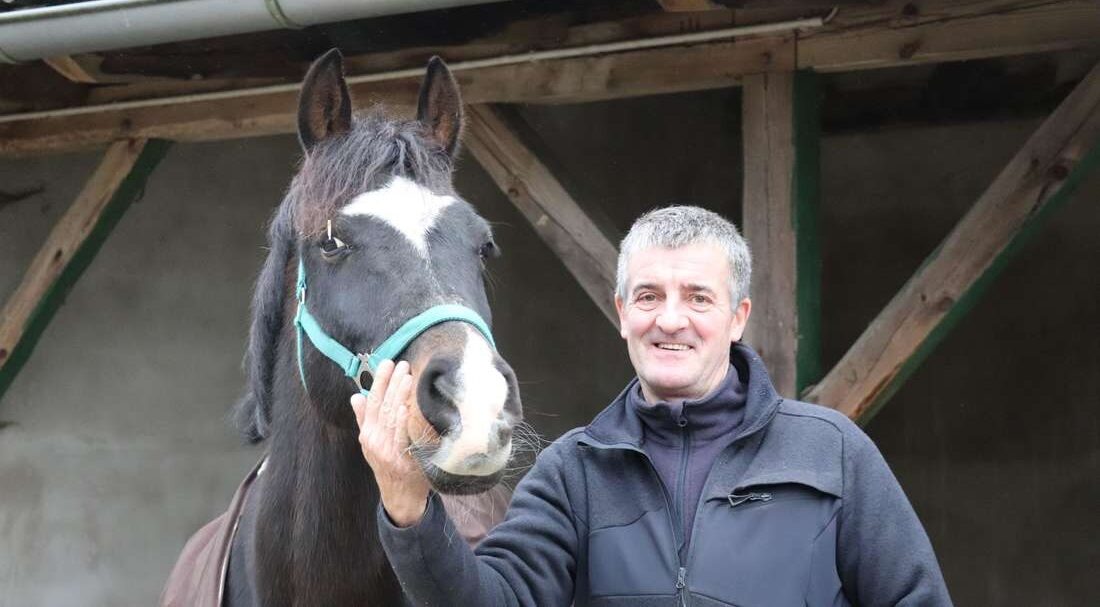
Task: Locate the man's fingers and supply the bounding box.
[372,359,396,396]
[392,373,414,441]
[394,400,411,452]
[350,393,367,427]
[383,360,409,399]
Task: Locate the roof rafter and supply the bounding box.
[0,0,1097,157]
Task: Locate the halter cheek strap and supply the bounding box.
[293,259,496,396]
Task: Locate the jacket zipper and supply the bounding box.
[680,398,784,601]
[675,409,691,605]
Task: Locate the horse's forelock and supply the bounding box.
[289,109,455,236]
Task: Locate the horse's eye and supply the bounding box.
[478,241,499,260]
[321,236,348,258]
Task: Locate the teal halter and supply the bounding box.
[293,259,496,396]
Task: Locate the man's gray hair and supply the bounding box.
[616,206,752,306]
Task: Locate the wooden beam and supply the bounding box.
[655,0,723,11]
[800,0,1100,72]
[42,56,98,84]
[464,105,620,326]
[741,71,821,397]
[804,61,1100,422]
[0,36,793,157]
[0,139,171,402]
[1,1,1098,157]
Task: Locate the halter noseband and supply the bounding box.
[293,259,496,396]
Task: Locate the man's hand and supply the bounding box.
[350,360,431,527]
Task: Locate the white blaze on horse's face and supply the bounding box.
[340,176,456,255]
[433,325,512,476]
[341,175,512,478]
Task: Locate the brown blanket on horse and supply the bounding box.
[159,458,510,607]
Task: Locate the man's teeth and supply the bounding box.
[657,343,690,351]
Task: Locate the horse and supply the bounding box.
[160,50,523,606]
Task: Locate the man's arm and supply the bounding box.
[378,442,581,607]
[837,428,953,605]
[352,360,579,606]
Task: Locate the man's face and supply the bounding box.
[616,243,751,403]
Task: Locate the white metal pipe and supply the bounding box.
[0,0,506,63]
[0,15,825,125]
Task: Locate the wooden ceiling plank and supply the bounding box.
[655,0,723,12]
[1,1,1098,156]
[0,35,793,157]
[800,1,1100,71]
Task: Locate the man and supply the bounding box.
[354,206,952,605]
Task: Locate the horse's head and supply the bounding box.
[235,50,521,495]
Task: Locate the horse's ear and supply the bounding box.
[233,207,294,443]
[416,56,464,158]
[298,48,352,153]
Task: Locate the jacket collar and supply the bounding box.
[582,342,782,450]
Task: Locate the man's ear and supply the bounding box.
[731,298,752,341]
[615,294,629,339]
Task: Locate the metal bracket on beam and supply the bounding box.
[265,0,303,30]
[0,44,18,65]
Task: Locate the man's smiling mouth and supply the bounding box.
[655,343,691,351]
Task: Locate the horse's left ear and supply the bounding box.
[298,48,352,153]
[416,56,464,158]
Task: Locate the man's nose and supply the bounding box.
[655,300,689,332]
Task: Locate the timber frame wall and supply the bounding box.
[1,0,1098,422]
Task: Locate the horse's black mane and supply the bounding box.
[232,108,457,443]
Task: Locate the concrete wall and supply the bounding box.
[0,91,1095,605]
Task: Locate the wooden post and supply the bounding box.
[465,105,620,326]
[805,62,1100,423]
[741,71,822,398]
[0,139,171,402]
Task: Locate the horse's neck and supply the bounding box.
[254,396,402,605]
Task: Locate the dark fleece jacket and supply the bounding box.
[379,343,952,606]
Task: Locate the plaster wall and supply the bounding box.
[0,91,1095,605]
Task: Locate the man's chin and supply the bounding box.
[640,375,697,400]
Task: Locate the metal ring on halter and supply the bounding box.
[354,353,374,392]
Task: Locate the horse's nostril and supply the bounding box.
[491,423,513,452]
[418,358,461,435]
[495,423,512,445]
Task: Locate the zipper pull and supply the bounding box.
[727,491,773,507]
[676,566,687,590]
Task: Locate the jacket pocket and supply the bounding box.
[688,483,841,607]
[587,509,679,598]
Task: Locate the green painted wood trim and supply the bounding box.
[0,139,172,404]
[793,70,822,395]
[855,140,1100,425]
